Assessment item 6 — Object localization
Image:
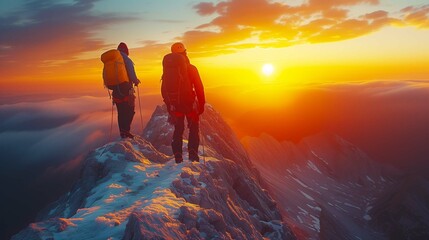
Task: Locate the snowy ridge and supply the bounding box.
[144,105,255,175]
[13,106,295,240]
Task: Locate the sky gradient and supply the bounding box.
[1,0,429,96]
[1,1,429,238]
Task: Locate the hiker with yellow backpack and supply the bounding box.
[101,42,141,139]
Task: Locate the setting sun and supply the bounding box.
[262,63,274,76]
[2,1,429,239]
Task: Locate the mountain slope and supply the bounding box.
[242,133,399,240]
[13,105,295,240]
[370,175,429,240]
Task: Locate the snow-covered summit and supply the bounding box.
[13,105,295,240]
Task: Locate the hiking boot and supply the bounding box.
[189,152,200,162]
[174,153,183,164]
[120,131,134,139]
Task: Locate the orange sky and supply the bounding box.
[2,2,429,239]
[1,0,429,104]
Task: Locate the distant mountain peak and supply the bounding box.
[244,131,429,240]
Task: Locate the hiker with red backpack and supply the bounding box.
[101,42,141,139]
[161,42,206,163]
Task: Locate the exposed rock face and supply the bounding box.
[13,106,295,240]
[370,175,429,240]
[243,133,410,240]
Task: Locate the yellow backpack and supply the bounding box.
[101,50,129,88]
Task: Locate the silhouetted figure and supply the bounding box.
[161,42,205,163]
[111,42,140,138]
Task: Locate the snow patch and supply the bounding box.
[307,204,321,212]
[366,176,375,184]
[310,150,329,165]
[310,215,320,232]
[307,160,322,174]
[108,183,123,189]
[293,177,310,188]
[299,190,315,201]
[344,202,361,210]
[298,206,309,215]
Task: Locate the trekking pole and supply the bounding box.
[109,102,114,142]
[200,113,206,165]
[107,89,114,143]
[101,94,114,157]
[136,85,144,134]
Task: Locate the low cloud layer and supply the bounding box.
[0,95,161,169]
[0,97,111,167]
[0,95,158,238]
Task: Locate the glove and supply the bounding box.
[198,103,205,114]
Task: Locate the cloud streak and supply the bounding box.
[0,0,136,79]
[400,4,429,28]
[146,0,428,57]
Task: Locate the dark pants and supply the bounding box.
[116,101,135,133]
[171,112,199,157]
[112,82,135,134]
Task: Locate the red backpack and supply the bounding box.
[161,53,195,113]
